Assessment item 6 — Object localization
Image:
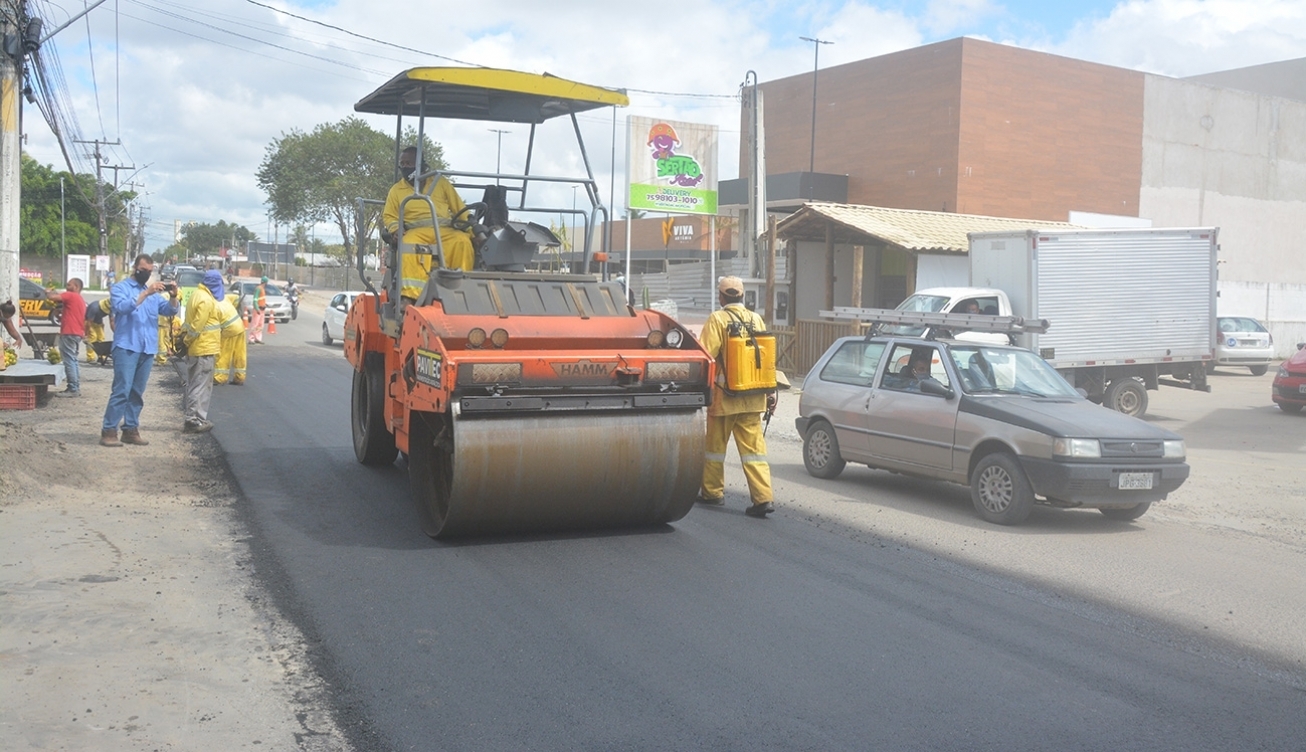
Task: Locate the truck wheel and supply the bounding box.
[970,453,1034,525]
[1100,502,1151,521]
[408,411,454,538]
[352,353,397,466]
[321,323,333,346]
[1103,378,1148,417]
[1249,365,1268,376]
[803,420,846,479]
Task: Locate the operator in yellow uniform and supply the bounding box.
[697,276,777,518]
[179,271,224,433]
[154,313,177,365]
[84,297,113,363]
[382,145,475,301]
[213,292,247,385]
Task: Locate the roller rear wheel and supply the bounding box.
[352,353,397,466]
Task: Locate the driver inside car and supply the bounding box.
[382,145,475,300]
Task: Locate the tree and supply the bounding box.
[256,117,446,257]
[19,154,129,258]
[180,220,256,258]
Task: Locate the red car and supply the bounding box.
[1272,343,1306,414]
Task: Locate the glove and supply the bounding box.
[766,392,777,413]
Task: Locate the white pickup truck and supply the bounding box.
[879,228,1218,417]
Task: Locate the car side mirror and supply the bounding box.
[335,303,349,312]
[1076,387,1089,398]
[920,379,955,399]
[1298,342,1305,351]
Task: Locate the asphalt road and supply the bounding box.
[208,312,1306,752]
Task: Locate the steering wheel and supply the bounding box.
[450,202,489,233]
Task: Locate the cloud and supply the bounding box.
[1053,0,1306,76]
[19,0,1303,253]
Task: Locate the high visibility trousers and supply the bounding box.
[154,320,172,365]
[215,335,247,384]
[248,309,265,343]
[85,322,105,362]
[701,411,773,504]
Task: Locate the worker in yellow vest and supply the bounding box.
[179,271,224,433]
[248,276,268,344]
[697,276,777,518]
[214,292,247,385]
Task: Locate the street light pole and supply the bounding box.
[799,36,833,173]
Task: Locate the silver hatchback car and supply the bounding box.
[796,335,1189,525]
[1213,316,1274,376]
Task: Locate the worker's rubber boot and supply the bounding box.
[121,428,149,446]
[100,429,122,447]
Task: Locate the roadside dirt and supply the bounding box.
[0,357,351,751]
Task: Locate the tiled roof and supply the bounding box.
[775,202,1081,254]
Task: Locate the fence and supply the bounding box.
[766,320,874,377]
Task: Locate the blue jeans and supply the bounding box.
[59,335,82,392]
[102,347,155,430]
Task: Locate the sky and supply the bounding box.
[19,0,1306,254]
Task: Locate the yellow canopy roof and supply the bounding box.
[354,67,629,123]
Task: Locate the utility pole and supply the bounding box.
[799,36,833,174]
[3,0,105,305]
[1,1,38,309]
[59,175,64,280]
[74,138,132,269]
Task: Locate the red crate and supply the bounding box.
[0,384,37,410]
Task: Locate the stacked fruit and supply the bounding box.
[4,348,17,367]
[47,348,62,364]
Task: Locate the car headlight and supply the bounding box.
[1279,365,1290,378]
[1162,440,1186,459]
[1053,438,1101,458]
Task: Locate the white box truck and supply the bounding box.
[965,227,1217,416]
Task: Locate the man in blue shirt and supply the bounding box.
[101,254,180,447]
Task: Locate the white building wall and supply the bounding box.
[1139,76,1306,286]
[1218,280,1306,357]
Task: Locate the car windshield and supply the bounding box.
[878,293,950,336]
[947,345,1080,398]
[176,270,205,287]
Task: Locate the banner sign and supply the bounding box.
[628,116,718,216]
[67,255,91,286]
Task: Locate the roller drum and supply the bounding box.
[410,409,705,537]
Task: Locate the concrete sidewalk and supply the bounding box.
[0,355,350,751]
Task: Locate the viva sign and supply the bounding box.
[628,116,718,216]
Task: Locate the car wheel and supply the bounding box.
[802,420,846,479]
[1103,378,1148,417]
[1279,402,1303,414]
[1100,502,1151,521]
[50,309,62,328]
[1248,365,1268,376]
[970,452,1034,525]
[321,322,333,346]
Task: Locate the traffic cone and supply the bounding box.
[268,316,277,335]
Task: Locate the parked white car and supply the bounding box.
[322,291,364,346]
[1213,316,1274,376]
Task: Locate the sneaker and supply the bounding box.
[744,502,775,518]
[55,389,80,398]
[697,495,726,506]
[184,420,214,434]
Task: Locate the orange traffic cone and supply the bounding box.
[268,316,277,335]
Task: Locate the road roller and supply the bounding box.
[342,67,714,538]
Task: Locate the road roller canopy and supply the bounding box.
[354,67,629,123]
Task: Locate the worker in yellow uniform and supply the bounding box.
[697,276,777,518]
[179,271,224,433]
[213,292,247,385]
[382,145,475,301]
[154,313,176,365]
[84,297,113,363]
[247,276,268,344]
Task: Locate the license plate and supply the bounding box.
[1299,385,1306,394]
[1118,472,1154,490]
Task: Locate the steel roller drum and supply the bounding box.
[412,409,706,537]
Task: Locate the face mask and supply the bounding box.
[403,169,417,184]
[134,268,152,285]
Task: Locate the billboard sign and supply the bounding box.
[628,116,718,216]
